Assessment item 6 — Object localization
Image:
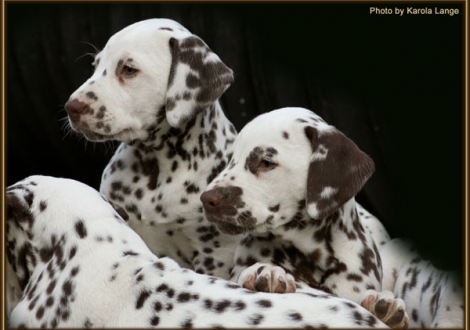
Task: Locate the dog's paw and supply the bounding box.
[237,262,296,293]
[359,290,409,328]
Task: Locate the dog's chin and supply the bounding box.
[79,130,110,142]
[71,125,134,143]
[206,215,249,235]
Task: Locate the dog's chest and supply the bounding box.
[101,140,215,223]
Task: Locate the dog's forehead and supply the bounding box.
[106,18,191,48]
[235,107,330,153]
[96,19,192,67]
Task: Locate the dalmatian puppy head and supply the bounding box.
[6,175,127,290]
[64,18,233,142]
[201,107,375,235]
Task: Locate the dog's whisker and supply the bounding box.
[75,52,97,63]
[79,41,100,54]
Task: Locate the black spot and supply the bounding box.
[204,299,213,309]
[86,91,98,101]
[154,301,162,312]
[156,284,169,292]
[46,296,54,307]
[39,201,47,212]
[215,300,231,313]
[171,161,179,172]
[256,299,272,308]
[289,312,303,321]
[75,219,87,239]
[233,300,246,310]
[181,318,193,328]
[136,290,151,309]
[268,204,280,212]
[36,306,45,320]
[150,316,160,326]
[177,292,192,303]
[46,279,57,295]
[69,246,77,260]
[154,262,165,270]
[249,314,264,325]
[166,289,175,298]
[186,183,200,194]
[39,246,54,262]
[70,266,80,277]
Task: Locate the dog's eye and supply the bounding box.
[122,65,138,76]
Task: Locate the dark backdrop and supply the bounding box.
[6,3,464,270]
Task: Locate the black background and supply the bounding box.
[6,3,464,270]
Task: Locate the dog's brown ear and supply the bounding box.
[165,36,234,128]
[305,126,375,220]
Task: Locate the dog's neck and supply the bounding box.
[273,198,364,254]
[128,101,235,154]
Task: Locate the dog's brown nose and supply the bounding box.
[200,188,226,209]
[64,99,89,122]
[200,186,243,213]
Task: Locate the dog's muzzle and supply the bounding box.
[65,98,92,123]
[200,186,248,235]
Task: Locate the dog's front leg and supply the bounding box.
[229,234,299,293]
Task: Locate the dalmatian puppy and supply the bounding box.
[379,239,463,328]
[201,107,409,328]
[6,175,389,328]
[64,19,240,278]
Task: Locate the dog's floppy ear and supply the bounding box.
[304,126,375,220]
[165,36,234,128]
[6,188,34,232]
[6,189,35,290]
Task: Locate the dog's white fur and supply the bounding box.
[7,175,387,328]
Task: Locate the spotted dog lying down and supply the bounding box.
[6,176,388,328]
[201,107,409,328]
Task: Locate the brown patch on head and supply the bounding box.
[245,147,263,175]
[115,59,124,77]
[305,126,375,219]
[244,146,278,176]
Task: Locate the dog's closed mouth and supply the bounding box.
[205,213,255,235]
[72,125,131,142]
[213,220,247,235]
